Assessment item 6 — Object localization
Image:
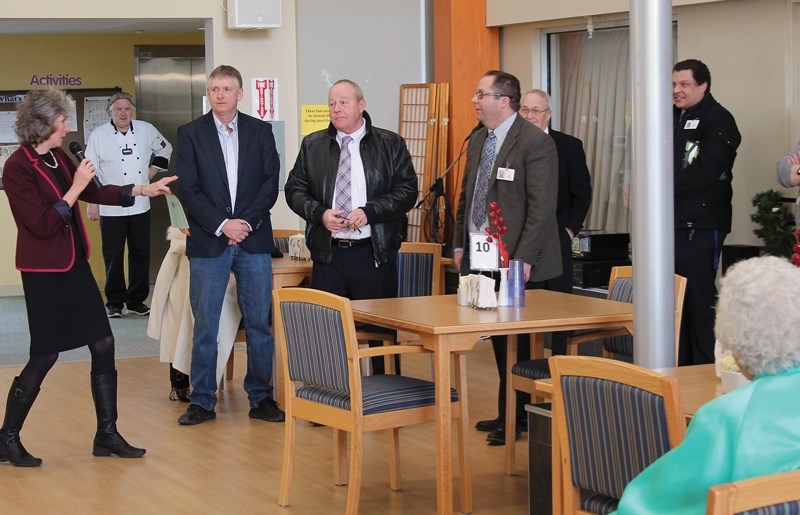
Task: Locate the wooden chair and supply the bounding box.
[356,241,443,373]
[567,266,687,364]
[506,266,681,474]
[272,287,470,514]
[272,228,304,254]
[706,470,800,515]
[549,356,686,514]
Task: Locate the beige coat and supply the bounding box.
[148,227,241,385]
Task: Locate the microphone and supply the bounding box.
[415,124,480,209]
[69,142,102,189]
[464,122,484,142]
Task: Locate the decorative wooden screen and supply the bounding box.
[398,83,450,242]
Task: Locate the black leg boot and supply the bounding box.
[0,377,42,467]
[90,371,145,458]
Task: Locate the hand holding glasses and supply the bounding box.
[336,214,362,234]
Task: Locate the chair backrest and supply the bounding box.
[603,266,688,364]
[707,470,800,515]
[272,288,361,403]
[549,356,686,514]
[397,242,442,297]
[273,229,304,253]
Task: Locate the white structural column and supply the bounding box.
[630,0,676,368]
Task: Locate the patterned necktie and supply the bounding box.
[471,131,496,227]
[334,135,353,215]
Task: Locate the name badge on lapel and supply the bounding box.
[469,232,499,271]
[497,167,515,181]
[684,119,699,130]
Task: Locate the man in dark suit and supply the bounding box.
[453,70,561,445]
[519,89,592,355]
[175,65,284,426]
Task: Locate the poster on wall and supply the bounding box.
[251,78,278,121]
[0,111,19,144]
[83,96,113,144]
[301,104,329,135]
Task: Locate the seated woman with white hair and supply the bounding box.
[613,255,800,514]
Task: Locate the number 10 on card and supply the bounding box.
[469,233,499,271]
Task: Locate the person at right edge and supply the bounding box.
[672,59,741,365]
[453,70,561,446]
[776,140,800,228]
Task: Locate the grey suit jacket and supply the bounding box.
[454,114,562,282]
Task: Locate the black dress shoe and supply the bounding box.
[178,404,216,425]
[249,398,285,422]
[475,417,501,432]
[486,422,523,446]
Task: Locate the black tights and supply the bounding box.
[17,336,116,390]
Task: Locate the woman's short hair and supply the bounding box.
[715,255,800,375]
[14,89,74,146]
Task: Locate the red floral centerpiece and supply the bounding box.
[485,201,509,268]
[792,228,800,267]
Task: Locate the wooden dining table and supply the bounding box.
[655,363,720,418]
[350,289,634,514]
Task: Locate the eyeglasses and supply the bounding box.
[520,107,550,116]
[474,90,508,100]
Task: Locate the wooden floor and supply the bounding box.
[0,342,530,514]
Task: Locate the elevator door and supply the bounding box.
[134,46,205,281]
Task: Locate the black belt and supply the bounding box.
[334,238,371,248]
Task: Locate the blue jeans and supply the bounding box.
[188,245,274,410]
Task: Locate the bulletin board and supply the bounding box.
[0,87,120,188]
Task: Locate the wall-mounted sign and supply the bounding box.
[30,74,83,87]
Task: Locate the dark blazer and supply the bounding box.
[3,145,131,272]
[550,130,592,236]
[176,111,280,258]
[455,115,562,282]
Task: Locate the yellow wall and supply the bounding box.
[500,0,796,247]
[0,32,203,294]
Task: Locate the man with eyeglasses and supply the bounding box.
[519,89,592,357]
[453,70,561,445]
[672,59,740,366]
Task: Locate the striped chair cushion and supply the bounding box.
[274,237,291,253]
[511,359,551,380]
[609,277,633,303]
[603,277,634,357]
[739,502,800,515]
[297,374,458,414]
[397,252,434,297]
[603,333,634,357]
[581,493,619,515]
[280,301,350,393]
[561,375,672,500]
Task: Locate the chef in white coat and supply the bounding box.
[86,91,172,318]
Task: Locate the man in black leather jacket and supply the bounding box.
[672,59,741,365]
[285,79,417,372]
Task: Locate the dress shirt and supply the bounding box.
[333,120,370,239]
[468,112,518,234]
